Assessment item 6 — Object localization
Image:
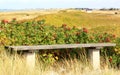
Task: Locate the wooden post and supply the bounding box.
[88,47,101,70]
[26,51,35,68]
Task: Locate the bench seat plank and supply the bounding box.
[6,43,116,51]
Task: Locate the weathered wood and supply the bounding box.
[5,43,116,51]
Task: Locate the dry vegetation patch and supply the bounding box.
[0,51,119,75]
[0,10,59,21]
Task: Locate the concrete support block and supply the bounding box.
[88,48,100,70]
[26,51,35,68]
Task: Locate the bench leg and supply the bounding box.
[88,48,100,70]
[26,51,35,68]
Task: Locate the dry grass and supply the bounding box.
[35,10,120,27]
[34,10,120,37]
[0,10,59,21]
[0,51,119,75]
[92,10,120,14]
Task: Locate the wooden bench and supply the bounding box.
[5,43,116,69]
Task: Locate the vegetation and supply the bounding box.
[0,51,120,75]
[35,10,120,36]
[0,10,120,74]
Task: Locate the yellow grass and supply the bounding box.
[0,51,119,75]
[35,10,120,26]
[0,10,59,21]
[34,10,120,37]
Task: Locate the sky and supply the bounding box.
[0,0,120,9]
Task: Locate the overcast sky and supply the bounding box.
[0,0,120,9]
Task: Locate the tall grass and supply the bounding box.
[0,51,119,75]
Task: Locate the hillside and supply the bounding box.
[34,10,120,36]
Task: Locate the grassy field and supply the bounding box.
[0,9,120,75]
[0,9,59,21]
[34,10,120,37]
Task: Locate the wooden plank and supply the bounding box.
[5,43,116,51]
